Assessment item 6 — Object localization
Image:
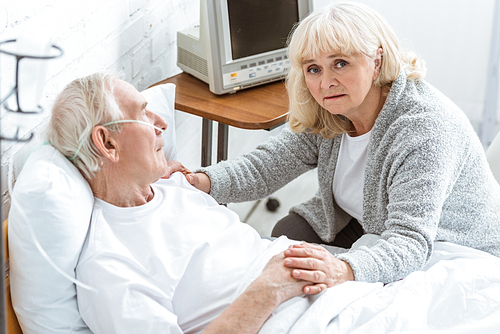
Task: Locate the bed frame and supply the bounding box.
[3,220,22,334]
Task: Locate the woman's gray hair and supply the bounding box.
[286,1,427,139]
[47,72,124,180]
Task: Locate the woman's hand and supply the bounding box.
[161,163,211,193]
[184,172,211,194]
[161,161,192,179]
[283,243,354,294]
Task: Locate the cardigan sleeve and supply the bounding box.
[337,111,473,283]
[198,129,320,204]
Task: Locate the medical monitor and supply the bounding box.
[177,0,313,95]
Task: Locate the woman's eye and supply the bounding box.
[307,67,320,74]
[335,61,348,68]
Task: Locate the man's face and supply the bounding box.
[112,80,168,184]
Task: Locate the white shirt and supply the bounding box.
[332,130,372,222]
[76,173,296,334]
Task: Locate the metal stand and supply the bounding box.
[0,39,63,334]
[217,123,228,163]
[201,118,213,167]
[200,121,229,167]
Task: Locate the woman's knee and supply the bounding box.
[271,212,324,244]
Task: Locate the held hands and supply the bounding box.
[250,252,312,306]
[203,251,315,334]
[251,249,336,307]
[161,161,211,193]
[283,243,354,295]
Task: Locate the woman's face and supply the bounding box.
[302,51,381,122]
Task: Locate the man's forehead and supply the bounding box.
[113,80,142,101]
[113,79,134,95]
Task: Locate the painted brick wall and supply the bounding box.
[0,0,199,217]
[0,0,498,220]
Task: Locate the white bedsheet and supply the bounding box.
[259,241,500,333]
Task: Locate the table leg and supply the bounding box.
[217,123,228,163]
[201,118,213,167]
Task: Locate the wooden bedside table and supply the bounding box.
[150,72,289,166]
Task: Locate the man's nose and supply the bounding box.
[154,112,168,133]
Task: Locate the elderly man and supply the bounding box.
[46,73,350,334]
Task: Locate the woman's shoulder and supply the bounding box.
[371,76,478,158]
[382,75,469,133]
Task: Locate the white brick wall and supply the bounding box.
[0,0,498,222]
[0,0,199,218]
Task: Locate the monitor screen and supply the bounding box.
[176,0,312,94]
[227,0,299,60]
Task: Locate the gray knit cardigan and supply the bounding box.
[200,70,500,283]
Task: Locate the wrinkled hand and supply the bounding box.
[202,251,320,334]
[161,161,192,179]
[184,172,211,194]
[283,243,354,295]
[162,163,211,193]
[250,252,325,306]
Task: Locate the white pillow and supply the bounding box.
[8,83,177,333]
[142,83,177,161]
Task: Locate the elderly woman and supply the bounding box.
[47,73,350,333]
[182,1,500,286]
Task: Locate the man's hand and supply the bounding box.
[283,243,354,294]
[250,252,308,307]
[202,250,319,334]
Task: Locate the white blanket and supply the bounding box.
[259,240,500,333]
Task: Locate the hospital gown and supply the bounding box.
[76,172,298,334]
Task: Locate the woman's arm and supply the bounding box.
[198,129,321,204]
[163,130,322,198]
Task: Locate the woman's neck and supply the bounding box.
[350,85,389,137]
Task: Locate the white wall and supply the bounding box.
[0,0,498,219]
[315,0,496,129]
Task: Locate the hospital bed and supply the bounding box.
[4,82,500,333]
[3,221,22,334]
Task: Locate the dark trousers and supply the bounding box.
[271,212,364,249]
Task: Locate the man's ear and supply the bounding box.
[92,126,119,162]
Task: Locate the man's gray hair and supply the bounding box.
[47,72,124,180]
